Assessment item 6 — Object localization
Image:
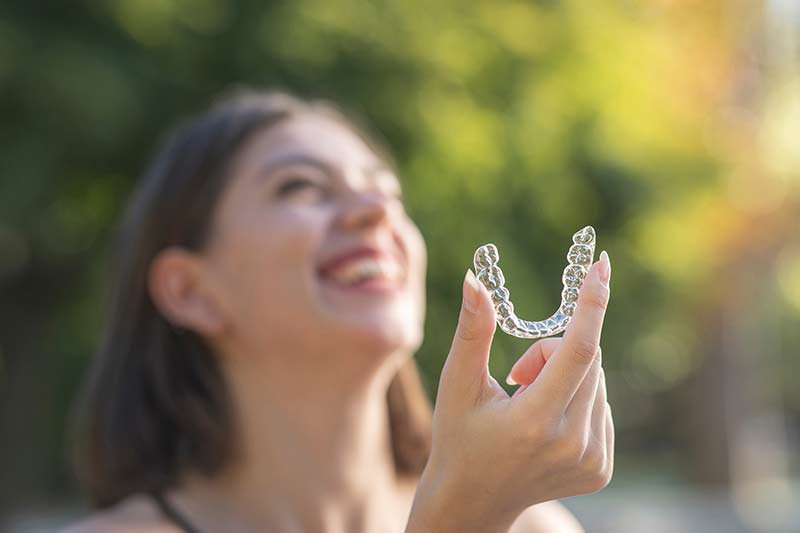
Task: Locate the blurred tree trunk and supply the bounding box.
[683,206,796,531]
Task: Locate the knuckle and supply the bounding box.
[582,445,613,492]
[580,471,612,494]
[597,465,614,490]
[605,458,615,484]
[583,285,609,313]
[455,323,480,343]
[556,433,588,466]
[573,338,598,363]
[581,444,605,475]
[522,418,559,448]
[603,459,614,484]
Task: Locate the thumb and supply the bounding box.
[440,269,497,399]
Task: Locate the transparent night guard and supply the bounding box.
[472,226,596,339]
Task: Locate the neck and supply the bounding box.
[172,347,409,533]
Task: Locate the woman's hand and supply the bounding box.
[407,253,613,533]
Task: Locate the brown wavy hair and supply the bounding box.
[72,88,432,508]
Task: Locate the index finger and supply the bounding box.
[519,251,611,414]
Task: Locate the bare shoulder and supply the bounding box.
[60,494,175,533]
[510,500,585,533]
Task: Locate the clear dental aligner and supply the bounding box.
[472,226,596,339]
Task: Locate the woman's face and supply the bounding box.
[201,112,427,369]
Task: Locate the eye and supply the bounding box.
[276,176,324,197]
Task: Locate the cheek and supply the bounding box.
[403,220,428,320]
[215,210,326,324]
[414,238,428,315]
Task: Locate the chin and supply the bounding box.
[340,316,422,356]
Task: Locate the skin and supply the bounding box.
[64,112,602,532]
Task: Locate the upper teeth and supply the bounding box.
[326,257,400,284]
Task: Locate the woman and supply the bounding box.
[66,88,612,532]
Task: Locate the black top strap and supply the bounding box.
[151,491,202,533]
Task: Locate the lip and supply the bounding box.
[317,245,407,292]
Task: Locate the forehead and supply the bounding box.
[242,111,384,168]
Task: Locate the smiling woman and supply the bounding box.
[64,88,591,533]
[66,89,434,530]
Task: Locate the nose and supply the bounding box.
[336,188,393,231]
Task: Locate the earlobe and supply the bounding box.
[148,247,227,337]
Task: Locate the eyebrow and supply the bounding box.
[259,153,394,182]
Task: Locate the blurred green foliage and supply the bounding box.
[1,0,798,513]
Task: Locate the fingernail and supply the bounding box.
[463,269,480,314]
[505,373,517,385]
[598,250,611,287]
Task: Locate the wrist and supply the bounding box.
[406,464,520,533]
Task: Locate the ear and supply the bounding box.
[148,246,228,337]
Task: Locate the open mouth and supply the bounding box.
[317,248,405,292]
